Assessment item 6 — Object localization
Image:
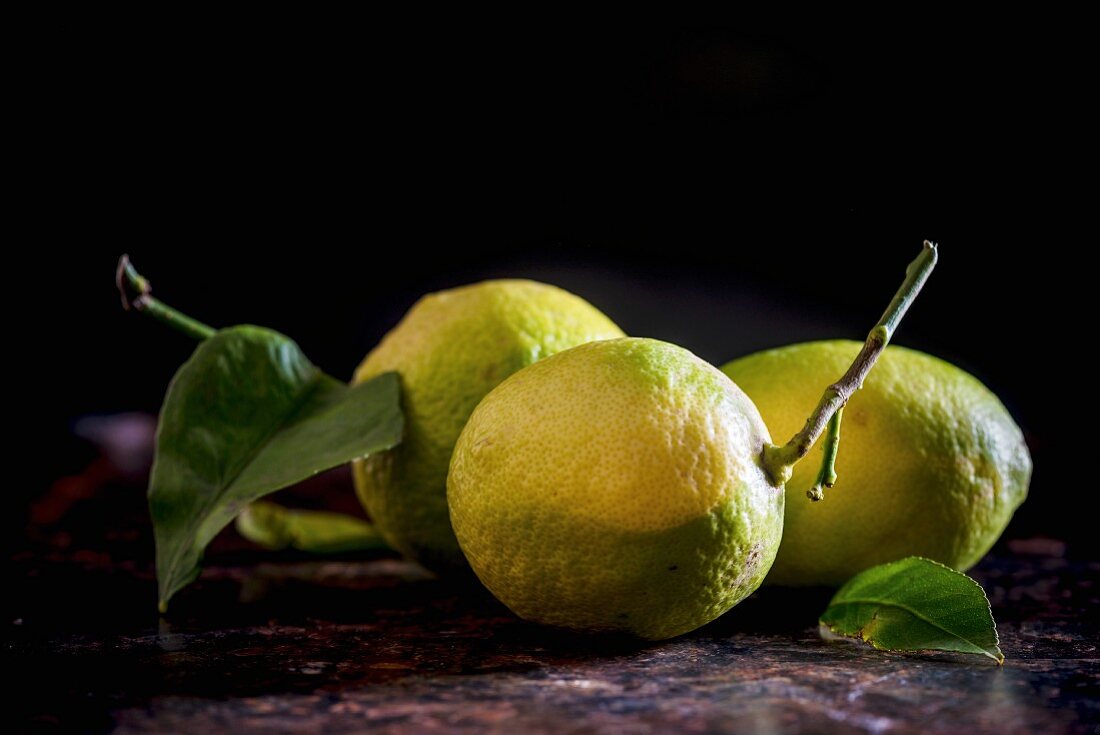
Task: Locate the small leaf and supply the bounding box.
[819,557,1003,663]
[149,326,403,611]
[236,501,390,554]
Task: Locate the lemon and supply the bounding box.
[353,280,624,572]
[722,340,1031,586]
[447,338,784,639]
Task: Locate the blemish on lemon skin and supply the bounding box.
[730,543,764,591]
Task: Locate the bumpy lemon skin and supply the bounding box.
[353,280,624,573]
[448,338,784,640]
[722,340,1032,587]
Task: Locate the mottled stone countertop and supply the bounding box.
[8,541,1098,734]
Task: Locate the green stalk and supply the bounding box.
[762,241,938,487]
[806,407,842,501]
[116,255,216,340]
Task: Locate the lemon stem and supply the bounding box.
[806,407,842,501]
[116,255,216,340]
[761,240,938,487]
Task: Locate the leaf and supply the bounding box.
[149,326,403,611]
[819,557,1003,663]
[236,500,390,554]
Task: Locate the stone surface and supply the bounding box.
[7,548,1098,734]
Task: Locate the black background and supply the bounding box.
[21,24,1081,552]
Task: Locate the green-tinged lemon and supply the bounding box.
[447,338,784,639]
[722,340,1031,586]
[353,280,624,573]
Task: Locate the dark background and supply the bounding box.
[20,25,1081,554]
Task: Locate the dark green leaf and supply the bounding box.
[236,500,390,554]
[149,326,403,611]
[819,557,1003,663]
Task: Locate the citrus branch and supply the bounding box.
[806,407,842,501]
[762,241,938,487]
[116,255,216,340]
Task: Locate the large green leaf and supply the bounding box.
[149,326,403,611]
[235,500,390,554]
[819,557,1003,663]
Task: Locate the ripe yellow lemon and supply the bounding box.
[722,340,1031,586]
[353,280,624,573]
[447,338,784,639]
